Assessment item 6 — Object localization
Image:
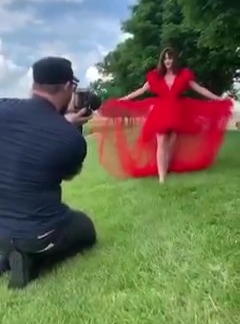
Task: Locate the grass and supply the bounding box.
[0,131,240,324]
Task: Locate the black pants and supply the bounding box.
[78,125,83,134]
[0,210,96,271]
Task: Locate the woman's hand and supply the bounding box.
[220,96,235,105]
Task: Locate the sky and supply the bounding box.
[0,0,134,97]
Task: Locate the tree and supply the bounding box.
[96,0,239,95]
[177,0,240,95]
[96,0,165,93]
[89,79,123,100]
[178,0,240,50]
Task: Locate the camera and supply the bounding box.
[73,88,102,117]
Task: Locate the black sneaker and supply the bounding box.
[0,254,10,275]
[8,250,38,289]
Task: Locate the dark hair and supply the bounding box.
[157,47,180,76]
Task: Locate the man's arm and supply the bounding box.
[61,134,87,181]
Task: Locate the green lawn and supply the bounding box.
[0,132,239,324]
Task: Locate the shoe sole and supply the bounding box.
[8,251,33,289]
[0,257,10,276]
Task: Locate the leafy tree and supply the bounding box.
[96,0,239,95]
[178,0,240,94]
[178,0,240,50]
[89,79,123,99]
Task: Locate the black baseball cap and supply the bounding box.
[32,56,79,86]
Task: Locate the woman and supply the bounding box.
[95,47,233,183]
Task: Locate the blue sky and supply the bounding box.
[0,0,134,97]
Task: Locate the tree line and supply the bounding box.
[90,0,240,100]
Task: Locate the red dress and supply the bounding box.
[94,68,233,178]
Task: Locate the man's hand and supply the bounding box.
[67,95,75,113]
[64,108,92,125]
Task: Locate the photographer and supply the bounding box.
[0,57,96,289]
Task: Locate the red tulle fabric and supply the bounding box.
[93,68,233,178]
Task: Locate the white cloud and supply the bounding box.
[0,54,23,84]
[29,0,84,2]
[0,5,42,33]
[0,40,28,97]
[0,0,131,97]
[0,0,14,4]
[30,40,103,80]
[84,32,133,83]
[13,68,33,98]
[85,65,114,83]
[85,66,101,83]
[0,0,83,34]
[0,37,107,96]
[118,32,133,43]
[1,0,83,3]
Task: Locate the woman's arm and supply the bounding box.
[121,82,149,100]
[189,81,222,100]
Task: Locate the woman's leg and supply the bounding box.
[166,132,177,171]
[156,134,167,183]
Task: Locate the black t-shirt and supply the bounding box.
[0,96,86,239]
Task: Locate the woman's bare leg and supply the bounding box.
[166,132,177,172]
[156,134,167,183]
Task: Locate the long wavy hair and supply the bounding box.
[157,47,180,76]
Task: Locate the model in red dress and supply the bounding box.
[95,47,233,183]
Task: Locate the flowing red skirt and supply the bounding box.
[93,97,233,178]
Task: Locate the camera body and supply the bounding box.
[74,88,102,117]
